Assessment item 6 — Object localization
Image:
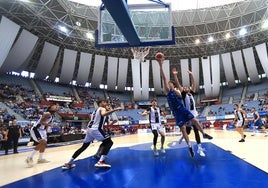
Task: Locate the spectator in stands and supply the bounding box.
[141,99,166,156]
[0,127,8,151]
[233,104,247,142]
[23,124,31,136]
[156,54,213,157]
[25,104,59,167]
[62,123,71,134]
[0,115,4,125]
[264,116,268,137]
[0,129,3,148]
[5,118,22,155]
[251,107,263,136]
[172,67,206,157]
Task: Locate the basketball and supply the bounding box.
[155,52,164,60]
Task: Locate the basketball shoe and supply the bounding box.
[197,147,206,157]
[25,157,33,167]
[62,163,76,170]
[95,161,111,168]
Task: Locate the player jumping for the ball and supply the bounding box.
[155,52,213,157]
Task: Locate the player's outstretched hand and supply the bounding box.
[172,67,178,75]
[187,70,193,75]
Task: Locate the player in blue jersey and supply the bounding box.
[155,54,212,157]
[251,107,263,136]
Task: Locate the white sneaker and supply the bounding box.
[37,159,50,163]
[153,147,159,156]
[95,161,111,168]
[25,157,33,167]
[62,163,76,170]
[197,147,206,157]
[178,136,184,144]
[160,147,166,154]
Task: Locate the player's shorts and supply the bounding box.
[172,107,194,127]
[30,127,47,142]
[83,128,110,143]
[150,123,166,133]
[254,119,263,127]
[235,119,245,127]
[186,120,193,127]
[189,109,198,118]
[184,110,199,128]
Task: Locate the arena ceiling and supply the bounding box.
[0,0,267,86]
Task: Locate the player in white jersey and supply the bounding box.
[26,105,59,167]
[173,68,206,157]
[141,99,166,156]
[233,104,247,142]
[62,99,122,169]
[93,104,119,159]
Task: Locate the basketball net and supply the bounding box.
[131,47,150,63]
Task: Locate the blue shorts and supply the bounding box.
[254,120,263,127]
[172,107,194,127]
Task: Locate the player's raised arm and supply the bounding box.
[188,70,196,93]
[172,67,183,92]
[155,53,169,93]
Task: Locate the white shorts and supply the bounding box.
[30,127,47,142]
[83,128,109,143]
[151,123,166,134]
[189,110,198,118]
[235,120,245,128]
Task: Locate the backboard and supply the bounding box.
[95,1,175,48]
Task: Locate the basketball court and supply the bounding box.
[1,129,268,187]
[0,0,267,187]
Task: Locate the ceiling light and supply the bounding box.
[261,20,268,29]
[225,33,230,39]
[208,36,214,42]
[239,28,247,36]
[59,25,68,33]
[75,21,81,27]
[86,32,94,40]
[195,39,200,44]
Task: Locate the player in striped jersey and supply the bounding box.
[26,104,59,167]
[233,104,247,142]
[93,104,119,159]
[141,99,166,156]
[173,68,206,157]
[156,54,213,157]
[62,99,122,169]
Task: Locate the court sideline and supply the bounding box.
[1,129,268,187]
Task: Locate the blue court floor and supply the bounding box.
[2,141,268,188]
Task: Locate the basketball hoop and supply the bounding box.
[131,47,150,63]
